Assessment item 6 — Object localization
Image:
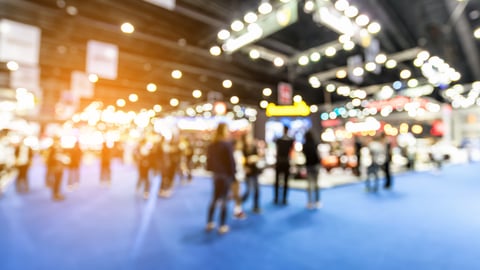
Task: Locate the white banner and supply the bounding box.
[0,19,41,65]
[71,71,94,98]
[86,40,118,80]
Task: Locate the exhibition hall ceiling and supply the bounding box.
[1,0,479,114]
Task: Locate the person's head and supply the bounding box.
[213,122,229,142]
[283,125,289,135]
[304,130,314,142]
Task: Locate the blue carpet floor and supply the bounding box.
[1,159,479,270]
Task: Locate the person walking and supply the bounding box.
[15,138,33,193]
[205,123,236,234]
[302,130,322,209]
[274,125,294,205]
[382,133,393,189]
[135,139,151,199]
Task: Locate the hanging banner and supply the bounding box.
[0,19,41,65]
[71,71,94,98]
[86,40,118,80]
[278,82,293,105]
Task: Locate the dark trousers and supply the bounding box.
[274,163,290,204]
[242,174,260,209]
[100,164,111,182]
[383,161,392,188]
[137,167,150,193]
[207,174,232,226]
[306,165,320,203]
[16,164,30,192]
[366,164,380,192]
[68,166,80,186]
[52,169,63,196]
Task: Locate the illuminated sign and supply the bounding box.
[266,101,310,117]
[345,117,381,133]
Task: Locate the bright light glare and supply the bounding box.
[260,100,269,108]
[298,55,309,66]
[116,99,126,107]
[244,12,258,24]
[129,93,138,102]
[210,46,222,56]
[375,53,387,64]
[171,70,182,79]
[230,96,239,104]
[367,22,381,34]
[344,6,359,17]
[121,22,134,34]
[273,57,285,67]
[6,61,19,71]
[146,83,157,92]
[231,20,244,32]
[474,27,480,39]
[355,14,370,27]
[325,47,337,57]
[170,98,179,107]
[88,74,99,83]
[249,49,260,59]
[263,87,272,96]
[258,2,273,14]
[218,29,230,40]
[192,89,202,98]
[222,79,233,88]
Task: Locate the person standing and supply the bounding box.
[49,138,67,201]
[135,139,151,199]
[67,141,82,189]
[15,138,33,193]
[274,125,294,205]
[206,123,236,234]
[302,130,322,209]
[242,133,262,213]
[100,141,112,186]
[382,133,393,189]
[353,136,362,177]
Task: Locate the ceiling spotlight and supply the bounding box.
[375,53,387,64]
[273,57,285,67]
[400,69,412,79]
[298,55,309,66]
[367,22,381,34]
[417,50,430,61]
[121,22,134,34]
[474,27,480,39]
[325,47,337,57]
[385,59,397,69]
[88,74,99,83]
[210,46,222,56]
[310,52,321,62]
[171,70,182,79]
[336,69,347,79]
[338,34,351,44]
[154,104,162,112]
[353,67,365,76]
[249,49,261,59]
[260,100,269,109]
[231,20,244,32]
[334,0,349,12]
[326,84,336,92]
[6,61,19,71]
[244,12,258,24]
[413,58,424,67]
[217,29,230,40]
[344,6,359,18]
[170,98,179,107]
[309,77,321,88]
[192,89,202,98]
[258,2,273,15]
[263,87,272,96]
[293,95,302,103]
[304,0,315,13]
[223,79,233,88]
[407,79,419,88]
[230,96,240,104]
[129,93,138,102]
[116,99,126,107]
[365,62,377,72]
[310,105,318,113]
[355,14,370,27]
[146,83,157,92]
[343,41,355,51]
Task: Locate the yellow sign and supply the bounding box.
[266,101,311,117]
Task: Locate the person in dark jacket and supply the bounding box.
[274,125,294,205]
[15,139,33,193]
[136,139,151,199]
[205,123,236,234]
[302,130,322,209]
[68,141,82,189]
[241,133,262,213]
